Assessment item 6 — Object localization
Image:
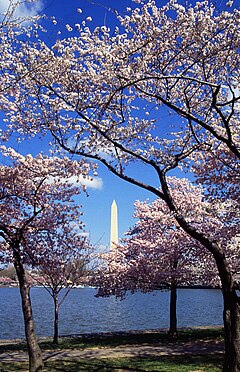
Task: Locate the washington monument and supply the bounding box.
[110,200,118,249]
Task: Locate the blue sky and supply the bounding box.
[0,130,159,248]
[0,0,162,248]
[0,0,238,248]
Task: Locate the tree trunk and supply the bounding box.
[13,249,43,372]
[53,292,59,344]
[222,289,240,372]
[169,284,177,337]
[167,206,240,371]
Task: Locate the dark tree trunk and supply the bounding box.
[166,205,240,372]
[13,248,43,372]
[222,289,240,372]
[169,284,177,337]
[59,135,240,370]
[53,293,59,344]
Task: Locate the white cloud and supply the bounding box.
[69,222,90,237]
[43,173,103,192]
[0,0,10,12]
[69,175,103,190]
[0,0,44,19]
[45,173,103,191]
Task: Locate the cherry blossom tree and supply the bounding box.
[94,177,238,335]
[95,223,201,336]
[29,227,93,344]
[1,1,240,370]
[0,147,92,372]
[0,0,44,127]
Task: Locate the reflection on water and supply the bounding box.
[0,287,223,339]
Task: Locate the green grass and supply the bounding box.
[0,354,224,371]
[0,328,224,353]
[0,328,224,371]
[0,328,224,352]
[39,327,224,350]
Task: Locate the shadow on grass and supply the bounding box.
[0,354,224,372]
[0,328,224,353]
[39,327,224,351]
[0,342,27,352]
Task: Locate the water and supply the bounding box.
[0,287,223,340]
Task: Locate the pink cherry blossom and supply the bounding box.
[0,1,239,369]
[0,147,92,368]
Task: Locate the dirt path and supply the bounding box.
[0,338,224,363]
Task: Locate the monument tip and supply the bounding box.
[110,199,118,249]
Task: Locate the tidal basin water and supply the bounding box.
[0,287,223,340]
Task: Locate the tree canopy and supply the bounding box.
[0,1,239,370]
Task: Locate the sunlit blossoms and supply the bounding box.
[0,146,92,265]
[93,177,239,333]
[0,0,239,370]
[0,146,93,370]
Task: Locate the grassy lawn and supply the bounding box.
[41,327,225,350]
[0,327,224,352]
[0,328,224,371]
[0,354,224,371]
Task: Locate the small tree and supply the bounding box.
[29,227,92,344]
[0,147,90,372]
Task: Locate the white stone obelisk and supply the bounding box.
[110,200,118,250]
